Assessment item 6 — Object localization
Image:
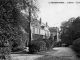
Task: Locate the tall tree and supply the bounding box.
[60,17,75,45]
[72,17,80,40]
[0,0,39,59]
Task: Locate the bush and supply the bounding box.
[54,42,59,47]
[29,40,47,53]
[0,41,11,60]
[36,38,50,49]
[11,33,29,52]
[11,41,23,52]
[29,38,56,53]
[38,38,55,49]
[42,39,54,50]
[72,38,80,52]
[43,39,51,49]
[40,38,55,49]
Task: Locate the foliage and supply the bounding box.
[13,0,39,19]
[71,17,80,40]
[60,17,75,45]
[29,37,56,53]
[0,0,21,59]
[49,27,57,32]
[0,1,39,60]
[41,38,55,49]
[29,40,46,53]
[54,41,62,47]
[31,38,55,51]
[0,0,39,59]
[60,17,80,45]
[42,39,52,49]
[36,38,51,49]
[45,39,55,49]
[72,38,80,52]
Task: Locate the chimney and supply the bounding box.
[46,22,48,27]
[40,18,41,24]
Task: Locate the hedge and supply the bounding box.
[72,38,80,52]
[28,38,56,53]
[43,38,56,50]
[29,40,47,53]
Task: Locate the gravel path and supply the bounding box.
[11,47,80,60]
[36,47,80,60]
[35,55,72,60]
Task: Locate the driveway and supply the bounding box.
[11,47,80,60]
[37,47,80,60]
[51,47,79,60]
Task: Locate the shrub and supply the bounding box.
[37,38,55,50]
[42,39,52,50]
[36,38,50,49]
[29,38,56,54]
[54,42,59,47]
[72,38,80,52]
[45,39,55,50]
[11,40,23,52]
[54,41,62,47]
[29,40,47,53]
[11,33,29,52]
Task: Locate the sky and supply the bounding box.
[38,0,80,28]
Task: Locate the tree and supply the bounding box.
[60,17,75,45]
[0,0,22,59]
[15,0,39,44]
[0,0,39,59]
[71,17,80,40]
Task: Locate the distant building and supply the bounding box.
[31,18,50,40]
[49,27,60,42]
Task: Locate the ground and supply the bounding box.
[11,47,80,60]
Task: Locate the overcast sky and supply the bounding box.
[38,0,80,28]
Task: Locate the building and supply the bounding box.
[49,27,60,42]
[31,18,50,40]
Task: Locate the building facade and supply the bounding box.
[49,27,60,42]
[31,18,50,40]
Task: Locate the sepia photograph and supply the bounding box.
[0,0,80,60]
